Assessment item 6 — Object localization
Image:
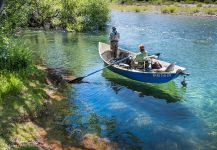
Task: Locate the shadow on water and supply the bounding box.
[102,69,185,103]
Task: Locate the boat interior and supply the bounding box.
[99,42,186,74]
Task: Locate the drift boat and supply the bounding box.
[99,42,187,84]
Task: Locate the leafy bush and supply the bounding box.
[153,0,163,5]
[189,6,199,13]
[196,3,203,7]
[72,0,110,31]
[133,7,141,12]
[1,0,110,32]
[204,0,213,3]
[184,0,195,4]
[161,5,177,13]
[0,35,32,71]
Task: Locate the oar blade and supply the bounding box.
[68,76,85,84]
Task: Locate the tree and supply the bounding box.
[0,0,4,12]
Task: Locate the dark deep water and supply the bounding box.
[23,11,217,149]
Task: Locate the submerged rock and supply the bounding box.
[82,134,117,150]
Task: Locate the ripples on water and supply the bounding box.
[22,11,217,149]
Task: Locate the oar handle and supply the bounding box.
[84,56,129,78]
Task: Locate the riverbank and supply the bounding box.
[111,3,217,16]
[0,65,115,149]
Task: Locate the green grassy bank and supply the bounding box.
[111,3,217,15]
[0,67,46,149]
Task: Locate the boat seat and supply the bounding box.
[118,63,130,69]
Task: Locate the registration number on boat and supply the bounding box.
[153,74,171,77]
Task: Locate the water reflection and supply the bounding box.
[102,69,185,103]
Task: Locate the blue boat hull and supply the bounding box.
[99,42,184,84]
[106,64,180,84]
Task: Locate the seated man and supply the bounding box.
[131,44,148,69]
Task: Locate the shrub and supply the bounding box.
[72,0,110,31]
[185,0,195,4]
[169,5,177,13]
[163,1,174,5]
[152,0,163,5]
[204,0,213,4]
[161,6,169,13]
[133,7,141,12]
[189,7,199,13]
[161,5,177,13]
[0,35,32,71]
[1,0,110,32]
[143,7,148,11]
[196,3,203,7]
[204,7,217,14]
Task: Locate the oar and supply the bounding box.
[155,53,161,58]
[68,56,130,83]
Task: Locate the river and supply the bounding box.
[22,11,217,150]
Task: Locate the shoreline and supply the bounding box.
[111,3,217,17]
[0,64,116,149]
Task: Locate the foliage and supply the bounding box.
[16,146,39,150]
[0,0,110,32]
[72,0,110,31]
[0,67,46,149]
[189,6,200,13]
[28,0,62,28]
[196,3,203,7]
[133,7,141,12]
[112,0,217,4]
[110,4,149,12]
[161,5,177,13]
[0,35,32,71]
[204,7,217,14]
[0,0,31,32]
[0,137,9,150]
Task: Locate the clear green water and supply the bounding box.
[23,11,217,149]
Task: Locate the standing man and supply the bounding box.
[110,27,120,59]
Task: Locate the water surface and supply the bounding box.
[23,11,217,149]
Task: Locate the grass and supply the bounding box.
[0,64,76,149]
[179,6,200,13]
[0,36,32,71]
[111,3,217,15]
[204,7,217,14]
[0,66,47,149]
[110,4,149,12]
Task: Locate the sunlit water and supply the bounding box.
[22,11,217,149]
